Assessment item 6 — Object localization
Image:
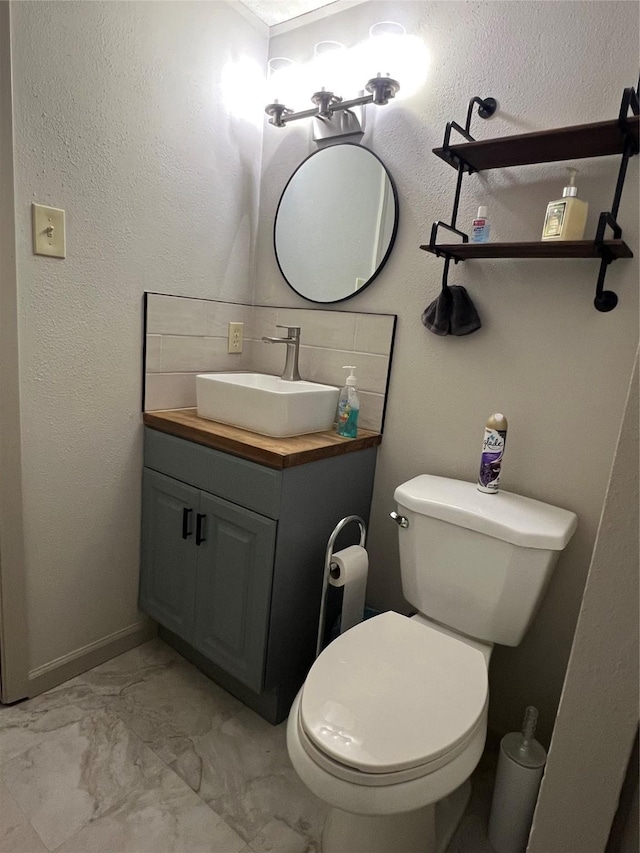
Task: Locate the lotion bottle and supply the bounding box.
[541,167,588,241]
[336,366,360,439]
[477,412,508,493]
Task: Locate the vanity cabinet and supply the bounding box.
[139,423,378,723]
[140,467,276,692]
[140,470,199,642]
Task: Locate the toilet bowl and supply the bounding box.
[287,475,578,853]
[286,611,490,853]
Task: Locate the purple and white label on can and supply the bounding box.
[478,428,507,492]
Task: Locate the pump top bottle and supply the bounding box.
[336,366,360,439]
[541,167,588,241]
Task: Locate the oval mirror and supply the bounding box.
[274,144,399,303]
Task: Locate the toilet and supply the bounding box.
[287,474,577,853]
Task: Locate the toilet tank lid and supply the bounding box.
[394,475,577,550]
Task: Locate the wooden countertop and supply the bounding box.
[143,409,382,469]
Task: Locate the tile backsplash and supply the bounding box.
[144,293,396,432]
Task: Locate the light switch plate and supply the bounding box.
[32,203,66,258]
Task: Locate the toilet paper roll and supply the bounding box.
[329,545,368,634]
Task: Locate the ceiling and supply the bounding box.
[237,0,345,27]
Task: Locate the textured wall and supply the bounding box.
[259,0,639,742]
[0,0,29,700]
[10,1,267,671]
[528,354,638,853]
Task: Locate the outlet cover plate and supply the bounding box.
[228,321,243,354]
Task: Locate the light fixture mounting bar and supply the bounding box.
[265,76,400,128]
[279,95,373,125]
[280,107,319,124]
[329,94,375,112]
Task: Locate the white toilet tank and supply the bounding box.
[394,475,577,646]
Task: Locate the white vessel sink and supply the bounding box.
[196,373,340,438]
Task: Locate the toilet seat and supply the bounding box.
[288,688,488,815]
[297,699,487,786]
[299,611,488,779]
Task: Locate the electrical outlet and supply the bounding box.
[228,321,243,354]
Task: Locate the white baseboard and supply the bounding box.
[27,619,158,697]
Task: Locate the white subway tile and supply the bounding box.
[358,392,385,432]
[144,373,197,411]
[146,294,211,336]
[203,301,253,337]
[300,347,389,394]
[246,306,280,341]
[161,337,248,374]
[160,336,230,373]
[243,339,286,376]
[276,308,357,351]
[355,314,396,355]
[145,335,162,372]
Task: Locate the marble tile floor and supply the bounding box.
[0,639,498,853]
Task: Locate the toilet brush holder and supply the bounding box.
[488,706,547,853]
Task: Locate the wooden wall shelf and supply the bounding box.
[433,116,639,172]
[420,240,634,262]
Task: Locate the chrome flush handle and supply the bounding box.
[389,511,409,528]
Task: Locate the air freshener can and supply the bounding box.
[477,413,508,494]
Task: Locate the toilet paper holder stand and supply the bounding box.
[315,514,367,658]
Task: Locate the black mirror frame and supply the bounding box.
[273,142,400,305]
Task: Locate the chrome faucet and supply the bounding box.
[261,325,301,381]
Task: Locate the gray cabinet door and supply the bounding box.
[139,468,199,642]
[191,492,277,693]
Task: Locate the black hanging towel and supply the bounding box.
[422,283,481,336]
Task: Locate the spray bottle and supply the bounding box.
[477,413,508,493]
[488,706,547,853]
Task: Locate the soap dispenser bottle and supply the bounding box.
[336,366,360,438]
[541,167,588,241]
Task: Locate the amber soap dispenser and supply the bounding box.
[541,167,588,241]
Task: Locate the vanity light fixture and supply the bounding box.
[265,73,399,128]
[265,28,401,130]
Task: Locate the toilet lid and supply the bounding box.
[300,611,488,774]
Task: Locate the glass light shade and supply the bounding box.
[309,41,347,94]
[362,22,429,99]
[266,57,304,107]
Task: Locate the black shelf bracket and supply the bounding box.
[594,213,622,312]
[593,78,639,311]
[429,221,468,261]
[440,96,498,173]
[430,95,497,290]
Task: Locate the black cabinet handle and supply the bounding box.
[195,513,206,546]
[181,507,193,540]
